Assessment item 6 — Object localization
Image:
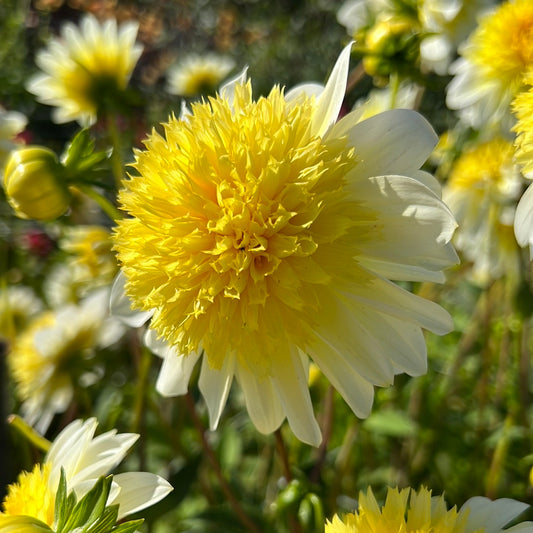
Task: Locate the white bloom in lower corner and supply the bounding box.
[0,418,173,527]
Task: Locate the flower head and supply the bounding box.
[442,137,523,283]
[3,146,71,220]
[26,14,143,125]
[326,486,533,533]
[113,44,458,445]
[0,417,173,528]
[419,0,496,75]
[166,54,236,97]
[8,289,124,433]
[447,0,533,129]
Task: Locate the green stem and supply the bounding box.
[389,71,401,109]
[75,184,123,221]
[184,393,263,533]
[8,414,51,453]
[107,112,126,189]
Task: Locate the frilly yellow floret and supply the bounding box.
[114,81,368,375]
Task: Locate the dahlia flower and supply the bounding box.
[113,44,457,446]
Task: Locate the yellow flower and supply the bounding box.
[26,14,143,125]
[326,486,532,533]
[3,147,70,221]
[113,44,457,446]
[447,0,533,129]
[443,137,523,284]
[0,418,172,529]
[8,289,124,433]
[166,54,236,97]
[59,225,118,293]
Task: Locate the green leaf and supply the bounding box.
[111,519,145,533]
[362,409,418,437]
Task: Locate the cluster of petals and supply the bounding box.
[0,418,172,528]
[26,14,143,125]
[112,43,458,446]
[326,486,533,533]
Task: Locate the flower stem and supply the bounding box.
[7,414,51,453]
[75,184,123,221]
[184,392,263,533]
[106,112,126,189]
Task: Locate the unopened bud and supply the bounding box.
[4,146,70,220]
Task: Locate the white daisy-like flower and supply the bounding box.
[0,285,43,342]
[112,44,458,447]
[326,486,533,533]
[26,14,143,125]
[8,288,125,433]
[166,53,236,97]
[0,107,27,169]
[442,136,523,284]
[419,0,495,75]
[446,0,533,130]
[0,417,173,528]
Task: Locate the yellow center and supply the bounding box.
[1,463,55,527]
[447,137,515,198]
[115,82,362,375]
[326,487,476,533]
[8,310,98,401]
[469,0,533,91]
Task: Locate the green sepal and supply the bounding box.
[111,519,145,533]
[54,468,77,533]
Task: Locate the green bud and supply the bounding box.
[4,146,70,220]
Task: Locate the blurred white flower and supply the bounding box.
[166,53,235,97]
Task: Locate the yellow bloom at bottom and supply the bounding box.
[326,487,533,533]
[1,464,54,527]
[326,487,466,533]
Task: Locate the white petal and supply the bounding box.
[353,175,458,281]
[220,66,249,107]
[198,354,235,431]
[330,109,438,177]
[236,366,285,435]
[67,431,139,490]
[270,349,322,446]
[156,350,201,397]
[311,42,353,138]
[307,341,375,419]
[337,0,367,34]
[110,272,153,328]
[112,472,173,519]
[514,183,533,257]
[285,82,324,105]
[461,497,530,533]
[347,270,454,335]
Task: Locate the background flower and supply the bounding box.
[26,14,143,125]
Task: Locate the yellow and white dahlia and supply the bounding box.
[419,0,495,75]
[8,288,124,433]
[0,417,172,529]
[113,44,458,446]
[446,0,533,130]
[442,137,523,284]
[26,14,143,125]
[166,53,236,97]
[326,486,533,533]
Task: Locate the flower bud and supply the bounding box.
[3,146,70,220]
[363,18,419,79]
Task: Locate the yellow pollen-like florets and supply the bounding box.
[115,82,361,375]
[1,463,54,527]
[469,0,533,91]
